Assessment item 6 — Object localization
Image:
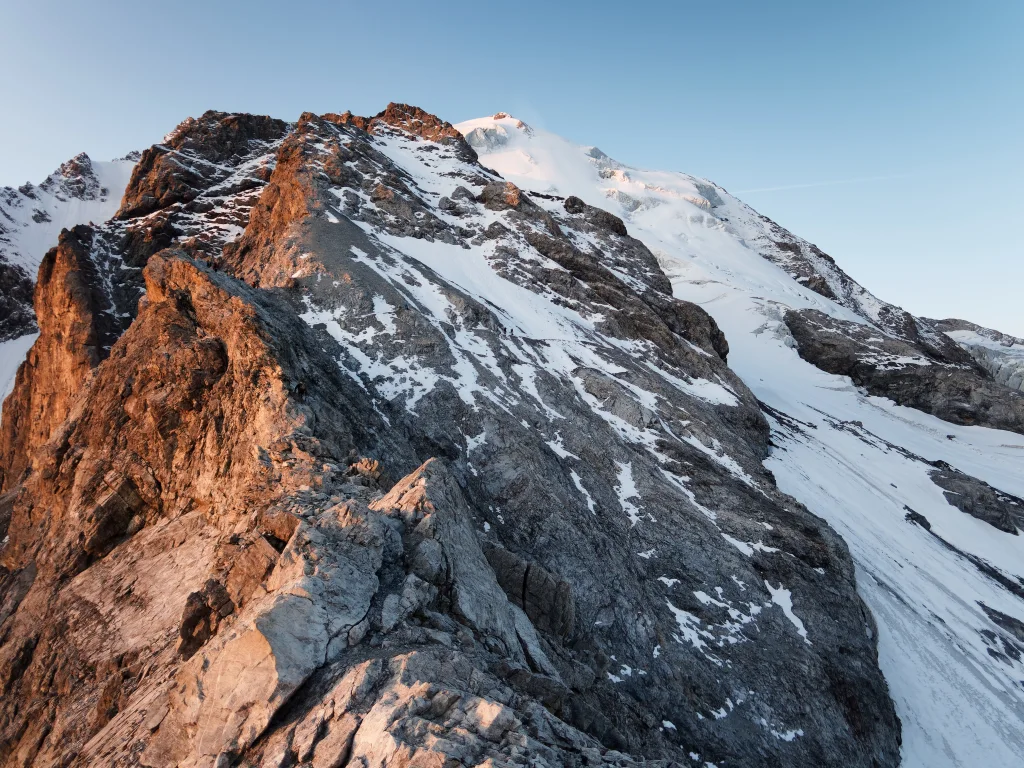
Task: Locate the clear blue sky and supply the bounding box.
[2,0,1021,334]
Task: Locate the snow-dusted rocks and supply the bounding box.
[784,308,1024,433]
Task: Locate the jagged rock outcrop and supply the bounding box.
[929,463,1024,534]
[326,102,477,161]
[0,112,292,493]
[117,112,289,220]
[785,308,1024,433]
[0,106,902,768]
[0,225,121,488]
[0,251,412,766]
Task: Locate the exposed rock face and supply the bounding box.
[458,112,1024,767]
[930,464,1024,534]
[484,542,576,639]
[41,153,107,201]
[0,106,901,767]
[367,102,468,143]
[785,308,1024,433]
[0,251,411,766]
[0,225,121,488]
[327,102,474,151]
[220,109,898,766]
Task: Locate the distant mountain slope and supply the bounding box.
[925,318,1024,393]
[0,153,136,340]
[460,117,1019,430]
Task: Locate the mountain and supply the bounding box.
[459,113,1024,766]
[0,105,1019,768]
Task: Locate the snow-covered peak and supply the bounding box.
[460,112,710,214]
[0,151,137,341]
[457,114,915,336]
[0,153,136,273]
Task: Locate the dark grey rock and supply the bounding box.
[904,507,932,530]
[564,195,628,236]
[0,261,36,341]
[930,465,1023,534]
[786,308,1024,434]
[484,543,576,640]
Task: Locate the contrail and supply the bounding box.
[736,173,911,194]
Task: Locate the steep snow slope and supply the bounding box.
[0,334,36,399]
[460,114,1024,768]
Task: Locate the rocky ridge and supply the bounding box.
[0,105,902,767]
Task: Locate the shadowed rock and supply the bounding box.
[930,464,1024,534]
[786,308,1024,434]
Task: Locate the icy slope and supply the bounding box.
[460,114,1024,768]
[931,320,1024,393]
